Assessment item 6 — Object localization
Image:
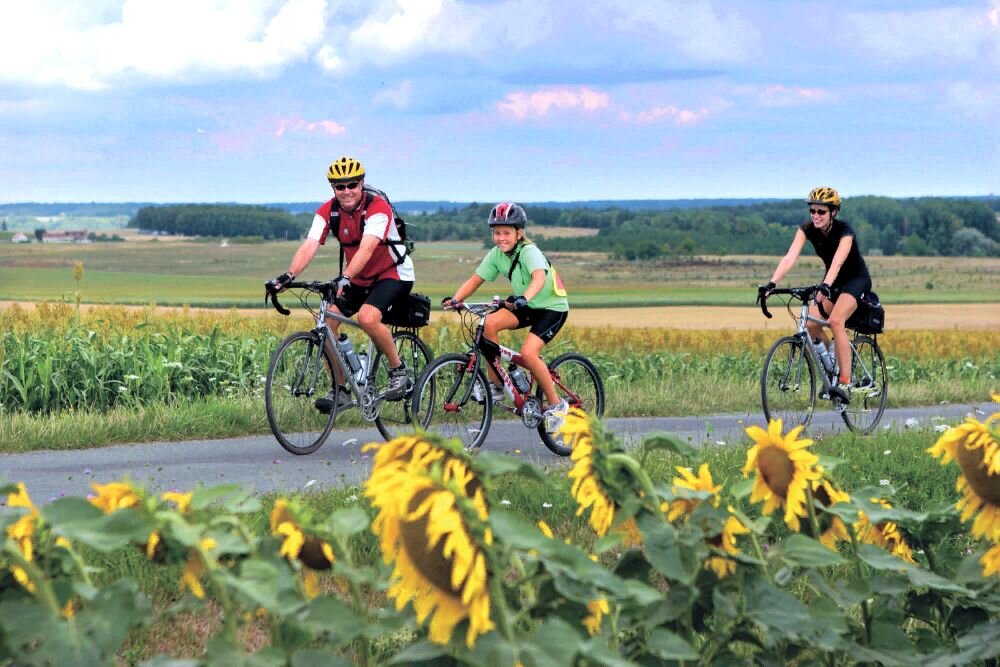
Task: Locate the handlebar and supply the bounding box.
[756,284,824,319]
[265,280,338,317]
[442,297,505,317]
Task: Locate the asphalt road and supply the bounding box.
[5,401,996,505]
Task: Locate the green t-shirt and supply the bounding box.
[475,243,569,312]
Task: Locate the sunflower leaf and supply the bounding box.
[645,628,699,660]
[473,452,550,483]
[640,433,696,457]
[386,639,449,664]
[773,534,846,567]
[327,507,369,537]
[857,544,970,594]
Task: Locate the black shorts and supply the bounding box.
[832,274,872,302]
[336,279,413,318]
[513,307,568,343]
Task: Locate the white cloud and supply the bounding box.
[273,116,346,137]
[942,81,1000,120]
[372,80,413,108]
[497,87,610,119]
[0,0,329,90]
[620,105,710,125]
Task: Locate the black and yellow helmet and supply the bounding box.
[807,186,841,209]
[327,156,365,183]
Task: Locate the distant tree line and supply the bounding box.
[128,197,999,258]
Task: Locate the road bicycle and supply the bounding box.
[757,284,888,434]
[411,298,604,455]
[264,280,431,455]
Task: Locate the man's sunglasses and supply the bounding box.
[809,208,830,216]
[333,181,361,192]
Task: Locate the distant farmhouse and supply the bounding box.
[11,231,29,243]
[43,230,90,243]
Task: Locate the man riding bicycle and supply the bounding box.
[267,156,416,412]
[442,202,570,432]
[761,186,873,404]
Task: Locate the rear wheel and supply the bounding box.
[412,353,492,451]
[537,353,605,456]
[373,330,433,441]
[761,335,817,430]
[841,335,888,434]
[265,331,337,455]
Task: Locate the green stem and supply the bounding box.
[7,549,62,616]
[845,524,872,645]
[489,575,515,641]
[611,454,662,517]
[337,536,372,666]
[804,484,821,540]
[748,532,773,582]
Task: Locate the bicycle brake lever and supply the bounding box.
[267,288,291,316]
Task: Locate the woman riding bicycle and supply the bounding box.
[762,186,873,404]
[442,202,570,431]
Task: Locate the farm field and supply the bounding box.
[1,239,998,307]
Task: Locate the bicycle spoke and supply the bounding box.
[762,336,816,429]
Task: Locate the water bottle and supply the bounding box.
[355,352,369,385]
[812,338,835,375]
[337,334,361,374]
[827,341,839,376]
[508,365,530,394]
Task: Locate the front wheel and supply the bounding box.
[372,330,433,441]
[761,335,817,430]
[265,331,337,455]
[840,335,888,434]
[537,353,605,456]
[411,353,492,451]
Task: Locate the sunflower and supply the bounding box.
[365,434,494,648]
[857,498,915,564]
[88,480,142,513]
[270,498,336,571]
[6,483,39,592]
[667,464,722,521]
[742,420,823,531]
[928,405,1000,542]
[806,479,851,549]
[162,491,193,514]
[582,598,610,636]
[563,408,617,537]
[706,512,750,579]
[666,466,748,578]
[982,543,1000,578]
[180,537,217,600]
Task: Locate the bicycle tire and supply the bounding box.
[372,330,433,441]
[761,335,817,430]
[411,352,492,451]
[537,353,605,456]
[840,335,888,434]
[265,331,338,455]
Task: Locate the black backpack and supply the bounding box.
[328,185,414,273]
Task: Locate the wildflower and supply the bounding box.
[927,399,1000,541]
[935,424,949,433]
[364,434,494,647]
[883,450,892,455]
[542,502,553,509]
[905,418,919,429]
[742,420,822,531]
[500,499,511,505]
[880,480,891,487]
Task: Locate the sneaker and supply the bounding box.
[543,399,570,433]
[384,364,413,401]
[315,386,352,414]
[472,382,504,404]
[828,383,852,405]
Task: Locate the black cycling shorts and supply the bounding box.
[336,279,413,318]
[512,307,568,344]
[832,275,872,302]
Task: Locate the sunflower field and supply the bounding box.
[3,404,999,665]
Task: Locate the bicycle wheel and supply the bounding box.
[841,335,888,434]
[265,331,337,455]
[373,330,433,441]
[761,335,817,430]
[411,353,492,451]
[537,353,605,456]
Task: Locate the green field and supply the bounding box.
[2,238,998,307]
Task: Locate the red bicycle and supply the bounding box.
[411,299,604,455]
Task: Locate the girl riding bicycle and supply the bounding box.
[763,186,873,403]
[442,202,570,431]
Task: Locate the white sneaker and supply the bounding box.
[472,383,504,404]
[543,399,570,432]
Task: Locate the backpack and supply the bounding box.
[328,185,414,273]
[505,242,568,298]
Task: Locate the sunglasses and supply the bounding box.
[809,208,830,216]
[333,181,361,192]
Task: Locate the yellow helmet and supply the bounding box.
[327,156,365,183]
[807,186,841,209]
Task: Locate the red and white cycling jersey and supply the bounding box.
[307,195,415,286]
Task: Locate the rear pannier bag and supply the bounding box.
[846,291,884,335]
[384,292,431,328]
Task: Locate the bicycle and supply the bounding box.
[757,284,888,434]
[411,298,604,455]
[264,280,431,455]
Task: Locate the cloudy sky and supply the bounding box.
[1,0,998,203]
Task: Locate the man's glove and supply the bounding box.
[506,295,528,310]
[266,271,294,293]
[817,282,832,298]
[441,296,458,309]
[333,275,351,293]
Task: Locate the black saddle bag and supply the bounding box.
[846,292,884,334]
[384,292,431,328]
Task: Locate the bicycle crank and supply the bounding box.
[360,385,380,421]
[520,397,544,428]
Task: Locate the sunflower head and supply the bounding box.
[365,436,495,648]
[89,480,144,514]
[743,420,823,531]
[857,498,915,564]
[706,512,750,579]
[269,497,336,571]
[667,463,722,522]
[801,479,851,549]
